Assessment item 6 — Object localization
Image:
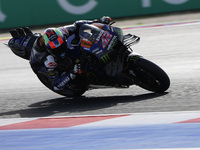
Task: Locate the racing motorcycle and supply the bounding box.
[7,23,170,97]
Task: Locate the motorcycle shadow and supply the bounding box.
[0,92,168,118]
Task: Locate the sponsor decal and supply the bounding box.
[45,55,58,69]
[101,31,113,49]
[92,48,101,54]
[48,62,58,67]
[107,36,117,50]
[60,27,69,36]
[0,1,6,22]
[95,49,103,55]
[101,54,111,64]
[129,55,140,62]
[39,37,44,47]
[57,76,70,88]
[163,0,189,5]
[57,0,98,15]
[96,30,104,42]
[49,34,58,41]
[81,39,92,49]
[142,0,189,7]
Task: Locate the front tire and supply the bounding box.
[129,58,170,93]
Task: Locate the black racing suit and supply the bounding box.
[30,19,111,92]
[8,16,112,95]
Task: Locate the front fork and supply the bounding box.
[120,49,143,86]
[126,50,142,64]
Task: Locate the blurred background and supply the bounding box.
[0,0,200,30]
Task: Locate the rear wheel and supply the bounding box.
[129,58,170,93]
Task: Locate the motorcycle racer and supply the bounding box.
[8,16,170,96]
[8,16,112,94]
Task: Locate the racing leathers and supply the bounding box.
[30,16,112,91]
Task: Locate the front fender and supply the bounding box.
[127,51,142,63]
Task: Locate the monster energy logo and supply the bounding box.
[116,28,122,35]
[101,54,111,64]
[129,55,139,62]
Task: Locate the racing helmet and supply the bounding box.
[42,28,67,59]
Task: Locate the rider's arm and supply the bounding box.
[74,16,112,29]
[43,55,81,91]
[58,16,112,38]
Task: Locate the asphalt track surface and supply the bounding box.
[0,19,200,119]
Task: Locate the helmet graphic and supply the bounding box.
[42,28,67,59]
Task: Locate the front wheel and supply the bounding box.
[129,58,170,93]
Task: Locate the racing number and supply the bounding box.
[101,31,113,49]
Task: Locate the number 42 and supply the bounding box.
[101,31,113,49]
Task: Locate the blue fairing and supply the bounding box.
[79,23,123,59]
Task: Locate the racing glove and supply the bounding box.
[99,16,112,25]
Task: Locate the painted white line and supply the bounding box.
[121,20,200,30]
[76,110,200,127]
[119,148,200,150]
[0,118,36,126]
[0,110,199,127]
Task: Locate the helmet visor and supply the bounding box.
[47,40,67,59]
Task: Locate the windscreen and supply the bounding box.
[79,24,122,59]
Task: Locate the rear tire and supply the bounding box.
[129,58,170,93]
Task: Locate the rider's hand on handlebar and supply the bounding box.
[99,16,112,25]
